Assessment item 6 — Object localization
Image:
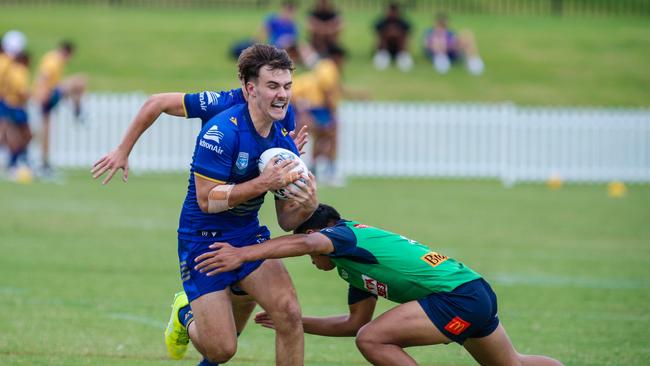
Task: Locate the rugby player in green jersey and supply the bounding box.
[194,204,563,366]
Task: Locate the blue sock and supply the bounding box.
[178,304,193,328]
[8,152,19,168]
[198,359,219,366]
[16,148,27,165]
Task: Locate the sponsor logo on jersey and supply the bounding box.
[281,127,288,136]
[199,139,223,154]
[199,91,220,111]
[444,316,471,335]
[354,224,372,228]
[203,125,224,143]
[340,269,349,279]
[236,152,249,170]
[421,251,449,268]
[230,116,238,126]
[362,274,388,298]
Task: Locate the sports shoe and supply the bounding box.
[164,291,190,360]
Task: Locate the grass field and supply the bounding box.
[1,5,649,106]
[1,172,649,365]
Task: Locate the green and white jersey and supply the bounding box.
[320,220,481,304]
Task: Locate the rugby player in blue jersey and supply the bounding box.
[93,44,316,366]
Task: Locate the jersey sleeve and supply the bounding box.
[320,223,358,257]
[183,89,246,121]
[348,284,378,305]
[192,119,238,183]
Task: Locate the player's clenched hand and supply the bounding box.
[259,157,300,191]
[289,125,309,156]
[91,148,129,185]
[194,242,243,275]
[254,311,276,330]
[285,172,318,209]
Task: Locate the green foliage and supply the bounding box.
[1,172,649,365]
[0,5,648,106]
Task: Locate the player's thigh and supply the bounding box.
[238,258,298,314]
[463,324,520,366]
[190,290,237,347]
[358,301,452,347]
[230,291,257,334]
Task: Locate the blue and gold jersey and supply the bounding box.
[183,88,296,132]
[177,103,299,242]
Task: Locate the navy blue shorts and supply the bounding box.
[42,88,63,114]
[178,227,270,302]
[0,100,7,119]
[309,107,334,128]
[5,106,28,125]
[418,278,499,344]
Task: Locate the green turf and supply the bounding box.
[0,171,649,365]
[0,5,649,106]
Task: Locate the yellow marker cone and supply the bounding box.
[547,174,563,190]
[607,181,626,198]
[14,166,34,184]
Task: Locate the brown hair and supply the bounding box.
[237,44,294,84]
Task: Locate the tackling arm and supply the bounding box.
[302,296,376,336]
[193,232,334,275]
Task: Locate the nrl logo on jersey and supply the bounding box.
[199,91,220,111]
[203,125,224,143]
[362,274,388,298]
[236,152,249,170]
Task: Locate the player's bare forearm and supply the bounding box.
[118,93,185,155]
[302,315,359,337]
[194,234,333,275]
[241,233,332,261]
[301,297,376,337]
[276,199,318,232]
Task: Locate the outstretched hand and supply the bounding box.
[194,242,245,275]
[254,311,276,330]
[91,148,129,184]
[289,125,309,156]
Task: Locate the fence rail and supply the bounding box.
[41,93,650,184]
[2,0,649,17]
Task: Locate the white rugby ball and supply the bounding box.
[258,148,309,200]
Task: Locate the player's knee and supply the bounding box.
[203,341,237,364]
[268,298,302,330]
[355,323,380,353]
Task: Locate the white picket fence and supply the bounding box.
[42,93,650,183]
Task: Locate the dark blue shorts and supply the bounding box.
[0,100,6,119]
[42,87,63,114]
[5,105,28,125]
[178,226,270,302]
[418,278,499,344]
[309,107,334,128]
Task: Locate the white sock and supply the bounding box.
[396,51,413,72]
[467,56,484,75]
[373,50,391,70]
[434,54,451,74]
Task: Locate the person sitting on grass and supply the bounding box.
[195,203,565,366]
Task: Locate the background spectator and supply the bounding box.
[424,13,485,75]
[373,2,413,72]
[263,1,300,61]
[307,0,343,56]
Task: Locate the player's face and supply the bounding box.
[250,66,292,122]
[310,254,335,271]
